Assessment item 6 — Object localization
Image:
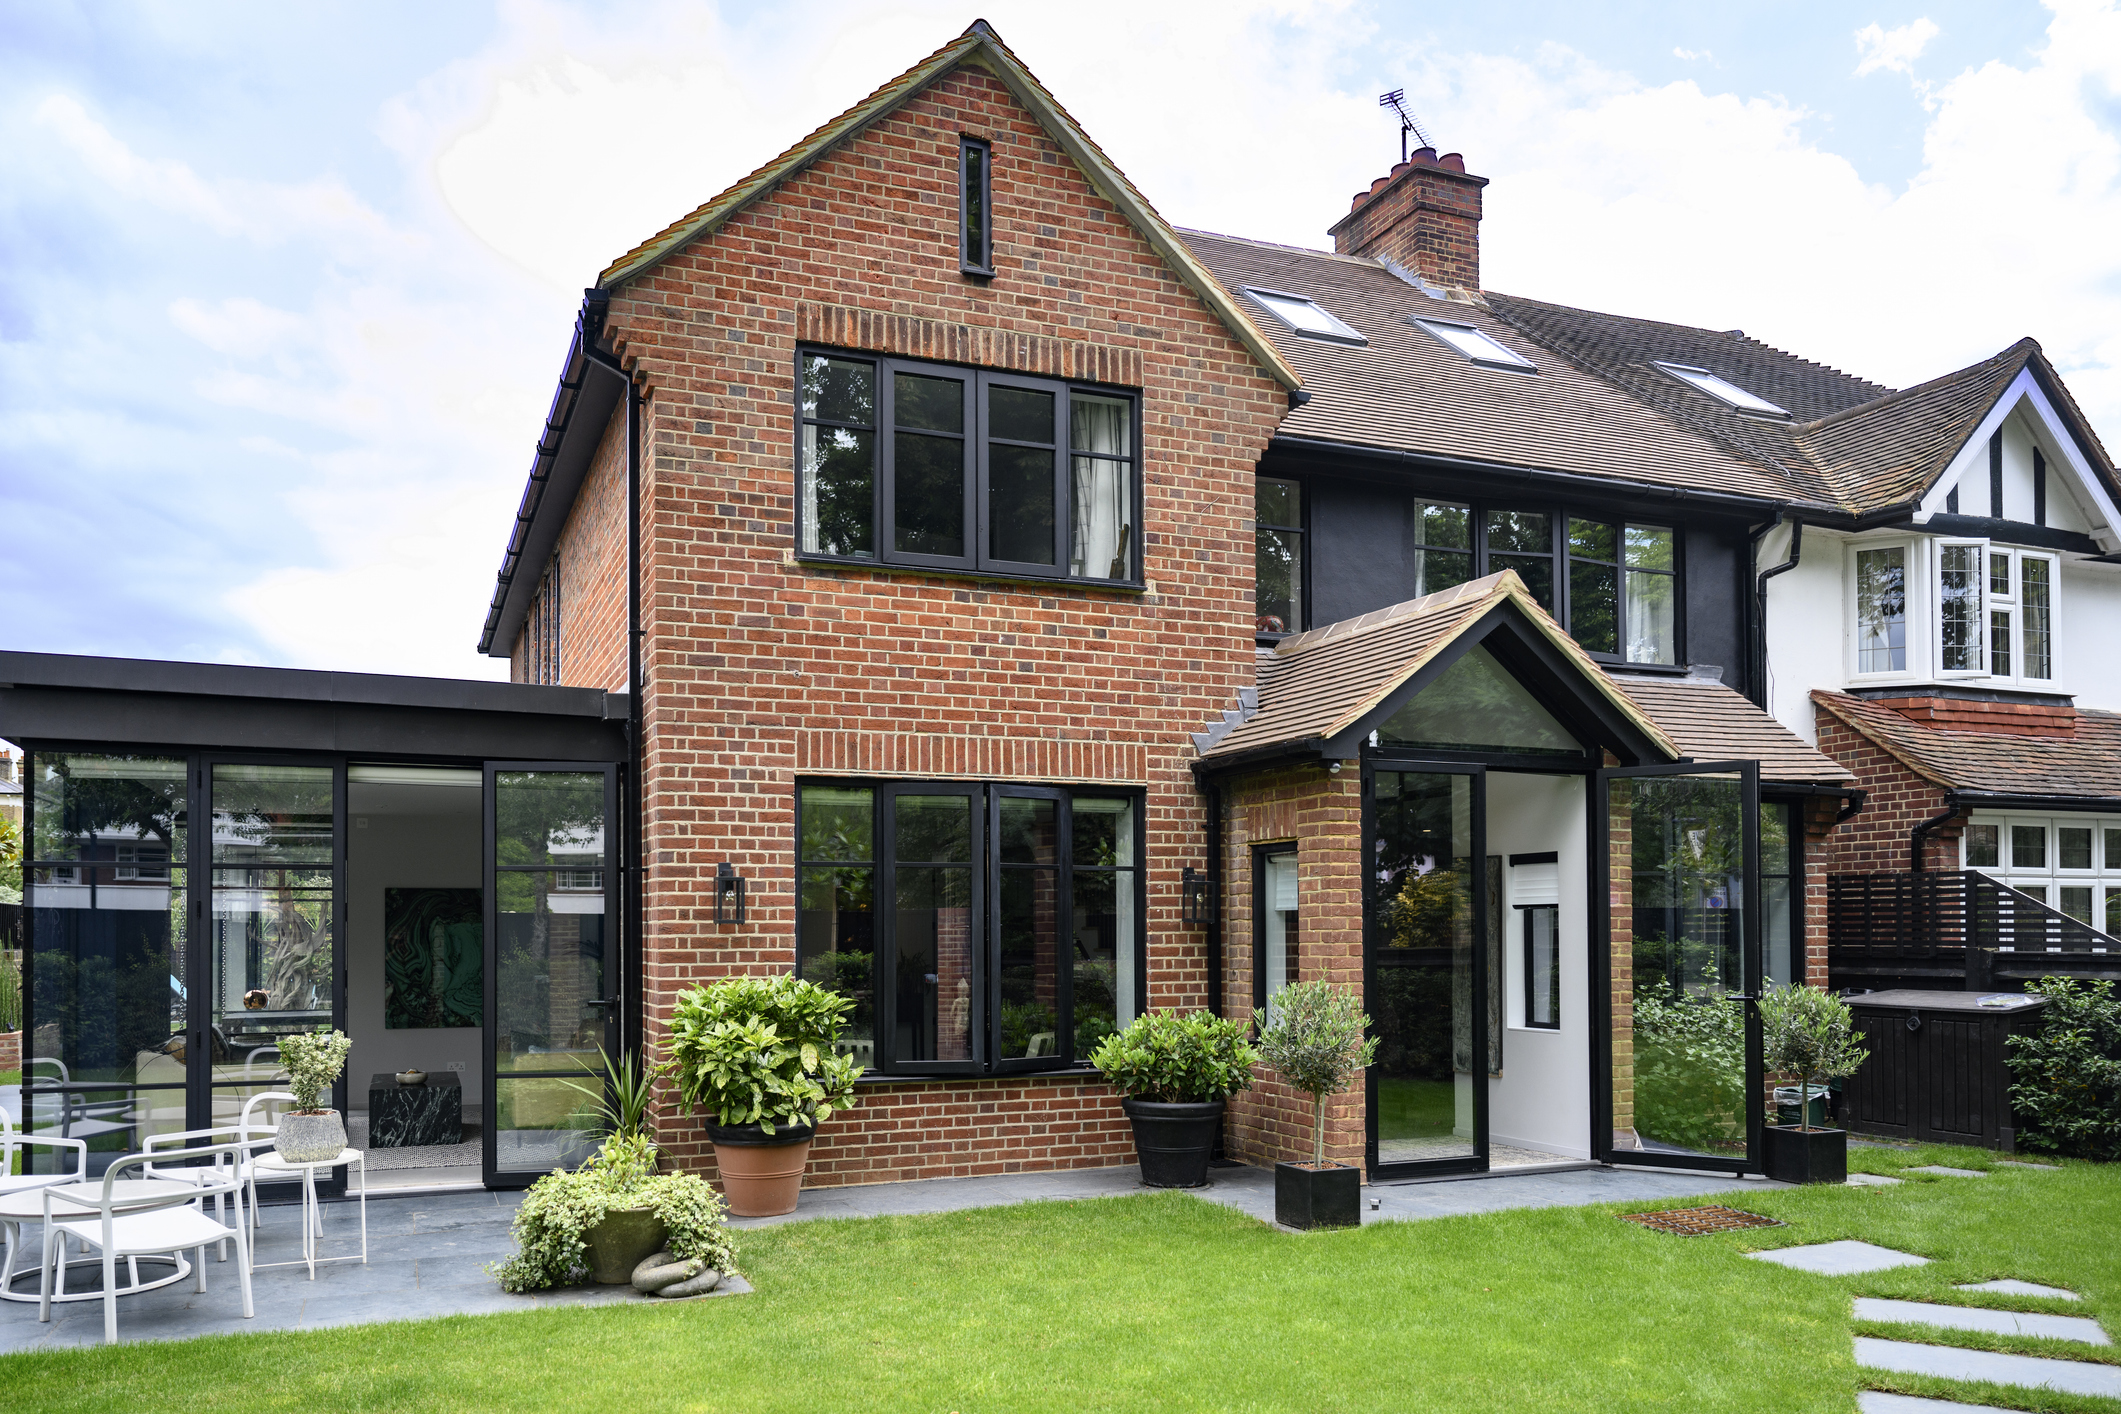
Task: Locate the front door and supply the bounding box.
[1597,762,1763,1174]
[1365,762,1489,1178]
[483,763,619,1188]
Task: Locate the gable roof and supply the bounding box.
[1182,231,1806,507]
[594,21,1299,393]
[1813,690,2121,802]
[1200,570,1678,765]
[1610,675,1855,788]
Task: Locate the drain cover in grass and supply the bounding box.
[1620,1206,1784,1236]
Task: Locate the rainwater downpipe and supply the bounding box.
[1751,513,1801,711]
[1204,780,1224,1018]
[1911,798,1961,874]
[580,290,645,1061]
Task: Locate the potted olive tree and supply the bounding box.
[1089,1009,1256,1188]
[668,975,863,1217]
[274,1027,352,1163]
[1256,980,1376,1230]
[1757,983,1868,1184]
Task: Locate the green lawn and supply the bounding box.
[6,1146,2116,1413]
[1375,1074,1456,1138]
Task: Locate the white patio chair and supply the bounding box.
[0,1108,90,1300]
[39,1141,253,1345]
[143,1124,273,1262]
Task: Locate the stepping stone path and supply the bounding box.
[1748,1241,1930,1275]
[1854,1337,2121,1398]
[1846,1173,1904,1187]
[1854,1297,2111,1345]
[1857,1394,2016,1413]
[1958,1279,2080,1301]
[1906,1166,1987,1177]
[1992,1161,2059,1169]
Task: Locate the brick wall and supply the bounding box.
[1217,762,1366,1169]
[529,63,1289,1183]
[1813,703,1963,875]
[0,1028,17,1075]
[1327,148,1488,290]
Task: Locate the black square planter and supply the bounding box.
[1762,1125,1847,1185]
[1275,1161,1361,1230]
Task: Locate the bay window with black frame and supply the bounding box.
[794,781,1142,1076]
[796,350,1139,585]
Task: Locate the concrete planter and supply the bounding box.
[273,1109,347,1164]
[585,1206,670,1285]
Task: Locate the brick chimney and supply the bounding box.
[1328,148,1488,291]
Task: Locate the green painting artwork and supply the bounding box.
[384,887,483,1029]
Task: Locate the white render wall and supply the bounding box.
[1485,770,1591,1160]
[1761,520,1849,745]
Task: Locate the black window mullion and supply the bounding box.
[1051,388,1069,573]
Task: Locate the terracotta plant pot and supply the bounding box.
[584,1206,670,1284]
[708,1121,816,1217]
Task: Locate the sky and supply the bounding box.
[2,0,2116,681]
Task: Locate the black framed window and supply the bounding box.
[1761,801,1800,986]
[797,350,1139,584]
[1522,906,1559,1029]
[960,137,993,276]
[794,780,1142,1076]
[1411,498,1474,598]
[1253,844,1298,1020]
[1255,477,1304,636]
[1566,519,1676,664]
[1484,508,1554,611]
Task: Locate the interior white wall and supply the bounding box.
[1485,771,1590,1160]
[345,782,483,1115]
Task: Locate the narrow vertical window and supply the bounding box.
[959,137,993,275]
[797,785,877,1072]
[1761,802,1797,987]
[1566,519,1620,655]
[799,355,877,558]
[1256,848,1298,1023]
[1854,546,1907,673]
[2022,556,2053,680]
[1623,525,1676,664]
[1072,797,1139,1053]
[1485,508,1554,611]
[1523,906,1560,1029]
[1989,549,2015,678]
[1068,394,1134,580]
[1409,500,1473,598]
[1255,478,1305,635]
[985,382,1058,567]
[891,370,969,559]
[1938,543,1982,673]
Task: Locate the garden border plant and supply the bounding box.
[2007,974,2121,1161]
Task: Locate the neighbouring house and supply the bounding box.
[4,20,2114,1190]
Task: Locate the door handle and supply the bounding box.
[585,997,619,1011]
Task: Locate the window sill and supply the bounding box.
[1598,660,1687,677]
[791,552,1147,596]
[853,1064,1105,1086]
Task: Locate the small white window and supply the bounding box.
[1974,547,2058,685]
[1937,539,1986,676]
[1410,318,1536,371]
[1655,362,1790,418]
[1243,287,1365,344]
[1853,543,1908,675]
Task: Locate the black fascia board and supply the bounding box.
[1886,513,2102,556]
[1947,789,2121,813]
[1264,434,1812,522]
[476,319,623,658]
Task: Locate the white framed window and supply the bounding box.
[1852,541,1910,676]
[1653,361,1791,418]
[1936,539,1985,676]
[1410,317,1536,371]
[1243,287,1366,345]
[1972,546,2058,685]
[1963,812,2121,937]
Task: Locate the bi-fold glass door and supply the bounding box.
[1597,761,1763,1174]
[1365,761,1489,1178]
[484,763,620,1187]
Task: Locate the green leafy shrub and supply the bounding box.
[1631,979,1745,1154]
[1089,1009,1257,1104]
[1757,983,1868,1132]
[2008,976,2121,1160]
[1254,980,1377,1166]
[668,974,863,1133]
[278,1027,351,1113]
[489,1135,738,1293]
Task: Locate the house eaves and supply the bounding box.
[594,21,1301,394]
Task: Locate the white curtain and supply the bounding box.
[1069,395,1132,579]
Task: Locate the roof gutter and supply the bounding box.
[478,324,591,656]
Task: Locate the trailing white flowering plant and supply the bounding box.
[490,1132,739,1294]
[278,1027,351,1114]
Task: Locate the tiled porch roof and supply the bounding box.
[1611,676,1856,788]
[1813,690,2121,801]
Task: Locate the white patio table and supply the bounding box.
[247,1148,367,1281]
[1,1179,197,1303]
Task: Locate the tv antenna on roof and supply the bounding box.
[1378,89,1433,163]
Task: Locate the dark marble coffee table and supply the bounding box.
[366,1072,462,1148]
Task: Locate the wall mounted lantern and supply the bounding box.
[1182,866,1214,927]
[715,862,748,925]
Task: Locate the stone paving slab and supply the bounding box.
[1847,1173,1905,1187]
[1855,1337,2121,1398]
[1854,1297,2111,1345]
[1958,1280,2081,1301]
[1908,1166,1988,1178]
[1748,1241,1931,1276]
[1992,1161,2060,1170]
[1857,1392,2017,1413]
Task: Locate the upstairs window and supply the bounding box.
[959,137,993,276]
[1654,362,1790,418]
[1854,545,1908,674]
[797,351,1139,584]
[1255,477,1305,635]
[1932,540,2056,684]
[1411,318,1536,371]
[1566,520,1676,665]
[1244,287,1366,344]
[1410,499,1473,598]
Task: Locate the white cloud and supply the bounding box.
[1672,47,1712,63]
[1854,17,1941,78]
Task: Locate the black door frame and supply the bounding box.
[1362,755,1490,1181]
[1590,758,1763,1176]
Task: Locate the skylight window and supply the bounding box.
[1655,362,1790,418]
[1409,318,1537,372]
[1243,287,1366,345]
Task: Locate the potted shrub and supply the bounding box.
[560,1046,680,1280]
[1089,1009,1256,1188]
[667,974,863,1217]
[490,1128,738,1296]
[1757,983,1868,1184]
[1255,980,1377,1229]
[274,1027,352,1162]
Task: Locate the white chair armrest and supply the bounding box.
[5,1134,91,1179]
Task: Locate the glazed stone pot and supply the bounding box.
[1121,1098,1225,1188]
[585,1207,671,1285]
[273,1110,347,1164]
[708,1121,816,1217]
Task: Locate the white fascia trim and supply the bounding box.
[1915,367,2121,551]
